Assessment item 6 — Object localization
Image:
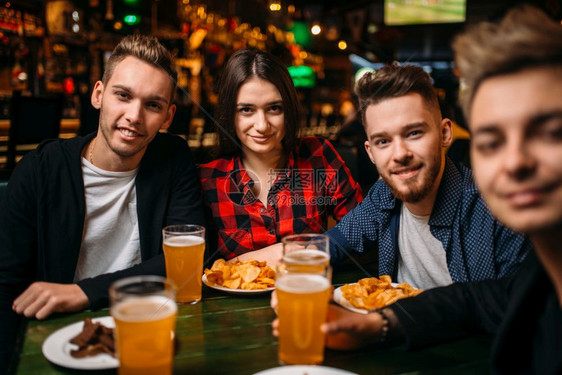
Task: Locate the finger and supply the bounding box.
[270,291,278,314]
[13,286,41,314]
[35,298,59,320]
[272,318,279,337]
[21,292,50,318]
[322,321,338,334]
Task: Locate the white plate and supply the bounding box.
[42,316,119,370]
[253,365,358,375]
[333,286,369,314]
[333,282,401,315]
[202,274,275,295]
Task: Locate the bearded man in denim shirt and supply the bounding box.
[328,64,530,289]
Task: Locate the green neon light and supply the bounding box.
[289,21,311,48]
[123,14,140,25]
[287,65,316,88]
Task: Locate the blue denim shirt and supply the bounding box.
[328,158,531,282]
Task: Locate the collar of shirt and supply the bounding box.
[377,157,467,228]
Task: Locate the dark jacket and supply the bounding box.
[390,251,562,374]
[0,132,204,365]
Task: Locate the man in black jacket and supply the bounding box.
[0,35,204,365]
[321,5,562,374]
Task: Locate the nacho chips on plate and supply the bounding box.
[204,259,275,290]
[341,275,422,311]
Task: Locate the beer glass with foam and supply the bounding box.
[276,265,332,365]
[282,233,330,276]
[162,224,205,303]
[110,276,177,375]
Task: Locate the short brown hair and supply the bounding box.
[102,34,177,102]
[453,5,562,121]
[214,48,301,158]
[355,64,440,126]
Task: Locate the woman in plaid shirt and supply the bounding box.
[198,49,363,261]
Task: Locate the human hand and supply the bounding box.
[229,243,283,265]
[272,317,279,337]
[271,302,382,348]
[270,290,277,312]
[322,304,384,350]
[12,282,90,320]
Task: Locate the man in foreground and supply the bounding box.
[322,6,562,374]
[0,35,204,365]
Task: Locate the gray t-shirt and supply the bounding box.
[74,158,141,282]
[396,204,453,289]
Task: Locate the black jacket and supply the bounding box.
[0,132,205,366]
[390,251,562,374]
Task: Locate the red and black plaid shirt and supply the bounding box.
[198,137,363,259]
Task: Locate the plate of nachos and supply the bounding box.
[203,259,276,295]
[333,275,422,314]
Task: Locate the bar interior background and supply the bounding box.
[0,0,560,176]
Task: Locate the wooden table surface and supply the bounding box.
[11,268,493,375]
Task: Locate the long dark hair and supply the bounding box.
[214,48,301,157]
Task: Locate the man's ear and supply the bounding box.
[441,118,453,148]
[160,104,176,131]
[91,81,103,110]
[364,140,377,166]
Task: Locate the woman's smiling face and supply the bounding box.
[234,77,286,159]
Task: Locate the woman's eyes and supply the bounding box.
[269,105,283,113]
[237,105,283,114]
[238,107,253,114]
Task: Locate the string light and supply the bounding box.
[311,24,321,35]
[269,0,281,12]
[338,40,347,50]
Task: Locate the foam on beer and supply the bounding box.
[163,235,204,247]
[276,273,330,293]
[283,249,330,264]
[111,295,177,322]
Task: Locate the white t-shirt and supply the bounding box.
[396,204,453,289]
[73,158,141,282]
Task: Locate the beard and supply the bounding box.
[381,151,442,203]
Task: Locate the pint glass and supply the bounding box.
[276,270,332,365]
[282,233,330,275]
[109,276,177,375]
[162,224,206,303]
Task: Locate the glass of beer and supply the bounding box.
[276,266,332,365]
[162,224,205,304]
[110,276,177,375]
[282,233,330,275]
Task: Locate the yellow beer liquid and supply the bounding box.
[277,274,332,365]
[163,235,205,303]
[283,249,330,274]
[111,296,177,375]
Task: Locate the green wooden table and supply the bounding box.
[11,268,493,374]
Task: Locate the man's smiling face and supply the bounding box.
[364,92,448,203]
